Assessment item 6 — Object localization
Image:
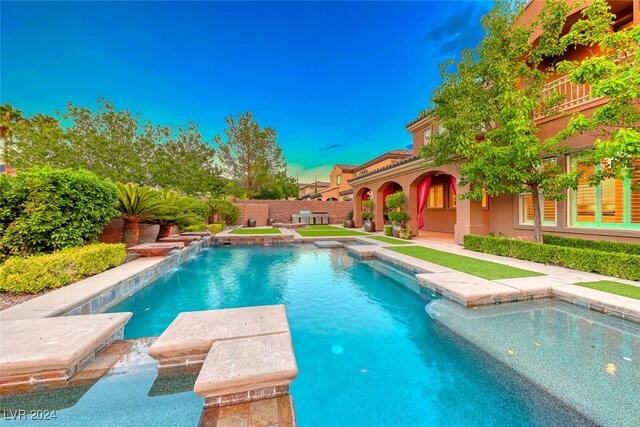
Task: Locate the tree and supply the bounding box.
[115,183,162,247]
[215,112,287,198]
[0,104,24,174]
[150,122,225,196]
[422,0,576,243]
[553,0,640,186]
[152,190,207,241]
[9,114,67,167]
[253,171,299,200]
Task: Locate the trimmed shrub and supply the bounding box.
[182,223,207,232]
[463,235,640,281]
[0,243,126,294]
[0,167,118,256]
[208,199,240,225]
[543,234,640,256]
[399,228,413,240]
[208,223,225,234]
[384,224,393,236]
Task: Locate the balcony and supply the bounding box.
[534,75,602,119]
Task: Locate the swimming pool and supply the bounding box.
[4,244,629,426]
[111,244,594,426]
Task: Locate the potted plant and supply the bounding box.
[344,209,354,228]
[386,191,409,238]
[399,228,414,240]
[361,200,375,232]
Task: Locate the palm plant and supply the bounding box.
[116,183,162,247]
[152,190,206,241]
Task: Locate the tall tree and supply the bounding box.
[553,0,640,185]
[422,0,577,243]
[0,104,24,174]
[9,113,67,167]
[215,112,287,198]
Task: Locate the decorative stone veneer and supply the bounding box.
[233,199,352,225]
[63,237,210,317]
[0,313,131,393]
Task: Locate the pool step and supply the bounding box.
[0,313,132,393]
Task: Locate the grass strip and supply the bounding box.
[229,228,281,235]
[575,280,640,300]
[388,246,543,280]
[367,236,413,245]
[297,225,368,237]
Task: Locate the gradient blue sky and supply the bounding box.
[1,1,491,182]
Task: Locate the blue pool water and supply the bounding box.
[103,244,592,426]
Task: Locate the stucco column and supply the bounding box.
[454,186,487,244]
[407,184,419,236]
[374,191,385,231]
[353,193,362,227]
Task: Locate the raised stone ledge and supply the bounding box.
[313,240,343,248]
[0,313,131,390]
[148,305,290,368]
[552,285,640,324]
[194,332,298,407]
[0,238,209,321]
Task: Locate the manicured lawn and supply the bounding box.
[388,246,543,280]
[296,225,368,237]
[576,280,640,300]
[367,236,413,245]
[229,228,281,235]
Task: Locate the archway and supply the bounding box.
[354,187,372,227]
[326,197,338,201]
[409,172,457,236]
[376,181,403,226]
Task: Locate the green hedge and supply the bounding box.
[208,223,225,234]
[0,167,118,256]
[182,223,207,232]
[0,243,126,294]
[464,235,640,281]
[543,235,640,256]
[384,224,393,236]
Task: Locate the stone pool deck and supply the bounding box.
[0,313,132,393]
[347,233,640,324]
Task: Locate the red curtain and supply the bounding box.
[450,176,457,197]
[362,191,369,201]
[417,176,431,228]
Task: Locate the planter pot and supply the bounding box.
[247,219,257,228]
[364,220,375,233]
[345,219,354,228]
[392,225,402,238]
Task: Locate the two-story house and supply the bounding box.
[349,0,639,244]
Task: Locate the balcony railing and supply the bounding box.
[534,75,601,119]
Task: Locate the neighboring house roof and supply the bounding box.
[339,189,354,196]
[299,181,329,190]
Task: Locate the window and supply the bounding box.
[336,175,341,185]
[427,184,444,209]
[519,193,556,225]
[448,184,456,208]
[570,158,640,229]
[437,123,445,134]
[423,128,432,145]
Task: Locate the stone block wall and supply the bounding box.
[233,199,352,225]
[238,204,270,227]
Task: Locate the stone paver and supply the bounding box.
[148,305,290,367]
[0,313,131,387]
[313,240,343,248]
[194,332,298,401]
[552,285,640,323]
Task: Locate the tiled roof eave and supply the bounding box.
[348,155,422,183]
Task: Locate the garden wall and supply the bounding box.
[232,199,352,225]
[98,219,179,244]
